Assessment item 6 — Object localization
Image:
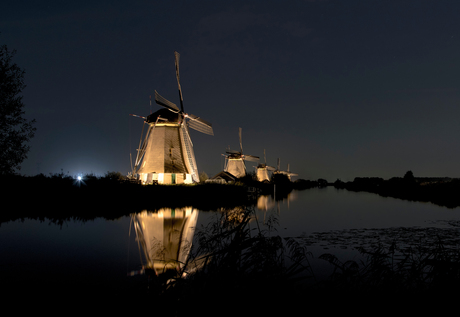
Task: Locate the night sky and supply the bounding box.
[2,0,460,182]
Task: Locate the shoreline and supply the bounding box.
[0,173,315,224]
[334,176,460,209]
[3,172,460,225]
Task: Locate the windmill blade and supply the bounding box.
[174,51,184,112]
[239,127,243,154]
[129,114,147,120]
[188,114,212,127]
[187,114,214,135]
[243,154,259,162]
[154,90,180,112]
[267,166,276,171]
[188,120,214,135]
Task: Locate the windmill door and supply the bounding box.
[171,173,176,184]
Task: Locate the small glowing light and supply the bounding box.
[77,176,82,181]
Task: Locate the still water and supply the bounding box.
[2,186,460,297]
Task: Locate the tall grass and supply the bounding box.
[318,237,460,297]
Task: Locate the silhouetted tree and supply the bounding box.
[271,173,291,186]
[199,171,209,182]
[0,43,36,175]
[404,170,416,184]
[103,171,126,182]
[404,170,414,179]
[236,171,258,186]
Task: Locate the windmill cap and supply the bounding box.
[146,108,181,123]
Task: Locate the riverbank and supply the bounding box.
[0,173,315,223]
[334,176,460,209]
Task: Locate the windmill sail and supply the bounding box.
[132,51,213,184]
[187,114,214,135]
[154,90,180,112]
[175,51,184,112]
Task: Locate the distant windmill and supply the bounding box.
[132,51,213,184]
[273,158,298,181]
[285,163,298,181]
[273,158,282,175]
[223,127,259,178]
[256,149,276,182]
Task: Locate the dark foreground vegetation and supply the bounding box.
[334,171,460,209]
[127,207,459,314]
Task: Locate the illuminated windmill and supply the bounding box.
[273,158,298,181]
[223,127,259,178]
[256,149,276,182]
[285,163,298,181]
[132,51,213,184]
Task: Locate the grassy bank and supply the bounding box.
[0,172,316,224]
[0,174,247,222]
[334,175,460,209]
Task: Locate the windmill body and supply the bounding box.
[256,164,270,182]
[133,52,213,184]
[256,149,275,182]
[256,163,274,182]
[225,155,247,179]
[136,109,197,184]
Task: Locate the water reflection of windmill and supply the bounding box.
[131,207,199,277]
[132,51,213,184]
[256,149,276,182]
[256,194,276,211]
[257,190,297,218]
[223,127,259,178]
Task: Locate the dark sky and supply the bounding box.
[2,0,460,181]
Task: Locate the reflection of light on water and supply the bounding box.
[130,207,199,277]
[256,191,297,213]
[256,195,275,211]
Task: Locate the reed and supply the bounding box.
[141,206,316,314]
[317,237,460,301]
